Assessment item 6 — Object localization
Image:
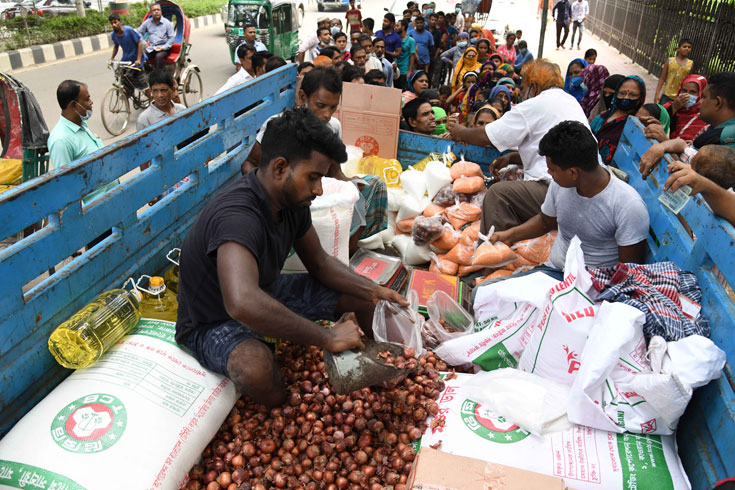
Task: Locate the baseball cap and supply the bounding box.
[317,15,329,23]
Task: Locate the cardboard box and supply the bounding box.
[334,83,402,159]
[408,447,566,490]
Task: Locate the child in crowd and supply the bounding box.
[655,39,693,104]
[584,48,597,65]
[345,0,362,34]
[491,120,649,277]
[438,85,452,110]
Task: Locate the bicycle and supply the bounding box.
[102,61,150,136]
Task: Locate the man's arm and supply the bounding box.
[491,213,558,245]
[136,38,143,65]
[217,241,364,351]
[294,227,408,306]
[48,139,75,169]
[639,138,688,178]
[618,241,647,264]
[110,44,119,60]
[665,162,735,225]
[162,21,175,50]
[447,121,492,146]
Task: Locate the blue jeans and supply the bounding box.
[571,20,584,47]
[180,273,341,377]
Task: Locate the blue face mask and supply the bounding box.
[331,26,340,35]
[470,38,477,45]
[618,98,639,110]
[519,49,527,55]
[425,8,433,13]
[457,40,467,48]
[685,94,698,108]
[570,76,583,88]
[456,7,461,13]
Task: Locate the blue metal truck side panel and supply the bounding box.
[614,117,735,490]
[396,130,508,174]
[0,65,297,437]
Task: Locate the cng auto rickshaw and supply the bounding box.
[225,0,300,63]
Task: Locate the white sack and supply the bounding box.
[400,168,427,201]
[424,161,452,200]
[391,234,431,265]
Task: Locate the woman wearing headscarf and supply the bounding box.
[579,64,610,117]
[451,47,482,92]
[663,74,708,141]
[460,60,496,123]
[563,58,588,103]
[447,71,478,113]
[588,74,624,122]
[497,77,519,103]
[476,39,492,63]
[490,85,512,113]
[402,70,430,105]
[590,75,646,165]
[637,103,671,137]
[489,53,504,67]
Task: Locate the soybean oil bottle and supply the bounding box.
[138,275,178,322]
[48,283,142,369]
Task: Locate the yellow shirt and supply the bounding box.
[663,57,693,99]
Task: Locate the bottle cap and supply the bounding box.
[149,276,166,294]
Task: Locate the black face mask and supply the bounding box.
[603,93,614,110]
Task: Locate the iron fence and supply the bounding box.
[586,0,735,78]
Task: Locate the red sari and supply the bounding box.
[665,74,709,141]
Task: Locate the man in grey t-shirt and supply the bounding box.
[492,120,649,273]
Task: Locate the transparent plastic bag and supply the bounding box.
[446,200,482,229]
[498,163,524,182]
[444,242,475,266]
[432,183,460,207]
[472,231,519,268]
[450,160,484,180]
[400,168,427,201]
[372,289,426,357]
[412,215,445,246]
[459,221,481,246]
[453,175,485,194]
[429,252,459,275]
[471,191,485,208]
[511,231,558,264]
[432,223,461,250]
[423,203,446,218]
[425,160,453,199]
[422,291,475,348]
[395,217,415,234]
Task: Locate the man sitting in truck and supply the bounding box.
[175,107,407,407]
[243,67,389,251]
[490,120,650,278]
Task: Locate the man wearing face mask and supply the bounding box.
[513,40,534,73]
[446,60,592,233]
[311,27,333,60]
[454,4,464,32]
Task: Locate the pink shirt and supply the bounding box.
[497,44,517,65]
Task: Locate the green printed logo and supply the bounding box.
[50,394,127,453]
[460,399,529,444]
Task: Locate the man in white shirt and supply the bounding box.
[232,23,268,67]
[216,44,255,95]
[298,16,331,63]
[446,59,592,233]
[137,70,186,130]
[570,0,589,50]
[454,4,464,32]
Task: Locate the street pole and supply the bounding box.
[538,0,548,58]
[20,6,31,47]
[75,0,86,17]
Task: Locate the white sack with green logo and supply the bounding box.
[420,373,690,490]
[0,319,238,490]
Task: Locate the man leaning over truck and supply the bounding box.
[175,107,407,407]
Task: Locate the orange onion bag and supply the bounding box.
[446,200,482,230]
[429,252,459,275]
[444,242,475,266]
[460,221,481,246]
[423,203,446,218]
[449,160,483,180]
[395,217,415,234]
[511,231,558,264]
[432,223,460,250]
[472,231,518,268]
[452,176,485,194]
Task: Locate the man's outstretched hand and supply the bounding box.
[370,286,409,307]
[324,312,365,353]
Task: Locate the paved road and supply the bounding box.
[10,0,396,146]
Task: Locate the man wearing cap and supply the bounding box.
[298,16,331,63]
[375,13,402,62]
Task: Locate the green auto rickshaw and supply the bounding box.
[225,0,300,63]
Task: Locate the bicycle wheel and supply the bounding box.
[101,86,131,136]
[182,69,203,108]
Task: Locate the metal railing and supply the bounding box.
[586,0,735,78]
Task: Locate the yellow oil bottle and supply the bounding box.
[138,275,178,322]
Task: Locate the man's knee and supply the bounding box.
[226,339,285,405]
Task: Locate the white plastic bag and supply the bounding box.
[391,234,431,266]
[396,195,423,222]
[518,236,597,386]
[372,289,425,357]
[460,368,572,436]
[283,177,359,272]
[423,291,474,348]
[400,168,427,201]
[424,161,452,200]
[0,319,238,490]
[387,187,407,213]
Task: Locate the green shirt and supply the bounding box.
[48,116,118,204]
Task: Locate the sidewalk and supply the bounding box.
[0,12,224,72]
[510,0,659,97]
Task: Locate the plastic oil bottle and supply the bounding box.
[138,275,178,322]
[48,285,142,369]
[164,248,180,295]
[357,156,403,187]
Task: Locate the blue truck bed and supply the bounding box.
[0,66,732,489]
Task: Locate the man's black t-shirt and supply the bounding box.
[175,170,312,344]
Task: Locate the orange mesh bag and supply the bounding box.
[475,269,513,286]
[471,231,519,268]
[450,160,484,180]
[423,203,447,218]
[444,242,475,266]
[432,223,461,251]
[511,231,558,264]
[429,252,459,275]
[446,201,482,229]
[452,176,485,194]
[459,221,481,246]
[395,217,415,234]
[458,264,486,277]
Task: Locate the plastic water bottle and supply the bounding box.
[48,286,142,369]
[138,275,178,322]
[164,248,180,294]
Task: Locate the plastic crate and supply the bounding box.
[21,147,49,182]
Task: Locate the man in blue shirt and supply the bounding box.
[137,2,175,70]
[232,23,268,68]
[375,13,402,62]
[409,16,434,72]
[109,13,145,66]
[394,19,416,90]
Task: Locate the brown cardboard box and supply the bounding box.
[334,82,402,159]
[408,447,566,490]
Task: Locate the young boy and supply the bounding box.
[491,120,649,274]
[655,39,693,104]
[584,48,596,65]
[345,0,362,34]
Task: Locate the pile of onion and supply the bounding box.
[185,342,448,490]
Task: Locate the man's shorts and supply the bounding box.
[181,273,341,377]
